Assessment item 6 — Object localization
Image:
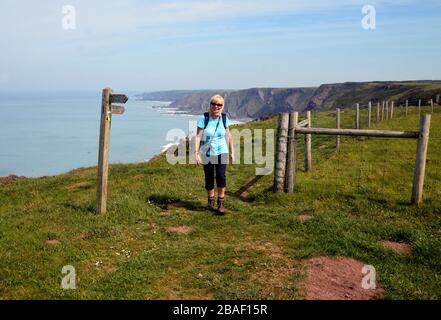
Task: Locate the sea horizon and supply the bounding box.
[0,91,207,178]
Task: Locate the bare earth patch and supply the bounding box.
[298,214,313,222]
[299,256,384,300]
[379,240,412,255]
[167,226,193,234]
[45,239,61,246]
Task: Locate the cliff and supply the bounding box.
[139,81,441,119]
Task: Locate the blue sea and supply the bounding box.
[0,92,200,177]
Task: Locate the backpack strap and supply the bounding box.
[204,112,228,129]
[221,113,227,129]
[203,112,209,129]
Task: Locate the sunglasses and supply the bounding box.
[210,102,223,108]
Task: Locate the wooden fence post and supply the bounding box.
[418,99,421,114]
[385,101,389,120]
[336,108,341,150]
[405,100,408,116]
[376,102,380,123]
[285,112,298,193]
[381,101,385,121]
[390,101,394,119]
[430,99,434,113]
[368,102,372,128]
[305,111,312,172]
[412,114,431,205]
[356,104,360,129]
[96,88,113,214]
[436,94,440,105]
[274,113,290,193]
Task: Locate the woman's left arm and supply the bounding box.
[226,128,235,164]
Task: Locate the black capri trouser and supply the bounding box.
[202,153,228,190]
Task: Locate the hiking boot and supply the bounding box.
[217,197,226,215]
[207,196,215,211]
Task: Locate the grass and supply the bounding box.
[0,105,440,300]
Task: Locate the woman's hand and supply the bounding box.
[229,153,235,164]
[196,152,202,166]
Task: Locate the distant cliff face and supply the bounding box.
[306,81,441,111]
[140,81,441,119]
[169,87,316,118]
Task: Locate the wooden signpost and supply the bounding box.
[96,88,128,214]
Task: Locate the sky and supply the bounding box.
[0,0,440,92]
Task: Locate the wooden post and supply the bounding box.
[368,102,372,128]
[390,101,395,119]
[385,101,389,120]
[336,108,341,150]
[412,114,431,205]
[418,99,421,114]
[376,102,380,123]
[381,101,385,121]
[96,88,113,214]
[436,94,440,105]
[356,104,360,129]
[390,101,394,119]
[304,111,312,172]
[96,89,128,214]
[274,113,290,193]
[430,99,434,113]
[285,112,298,193]
[405,100,408,116]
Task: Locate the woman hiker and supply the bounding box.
[195,95,234,215]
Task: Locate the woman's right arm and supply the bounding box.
[195,128,204,165]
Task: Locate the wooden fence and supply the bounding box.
[352,97,437,129]
[274,111,432,205]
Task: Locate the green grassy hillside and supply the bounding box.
[1,104,440,299]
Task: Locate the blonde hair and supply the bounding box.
[208,94,225,113]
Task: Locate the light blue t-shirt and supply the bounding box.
[197,114,230,156]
